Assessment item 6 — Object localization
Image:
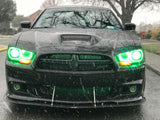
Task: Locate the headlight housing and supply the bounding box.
[115,49,144,68]
[8,47,36,65]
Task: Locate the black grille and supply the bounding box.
[24,85,113,101]
[36,54,115,71]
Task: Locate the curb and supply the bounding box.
[0,37,12,39]
[146,64,160,76]
[0,47,8,52]
[0,45,8,52]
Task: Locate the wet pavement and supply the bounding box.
[0,38,11,46]
[0,38,160,120]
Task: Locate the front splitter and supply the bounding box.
[6,93,145,109]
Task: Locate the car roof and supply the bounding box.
[46,5,111,11]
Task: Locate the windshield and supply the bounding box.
[33,8,121,29]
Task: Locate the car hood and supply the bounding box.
[16,28,141,54]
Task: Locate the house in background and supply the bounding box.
[29,10,42,25]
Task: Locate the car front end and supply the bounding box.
[5,6,145,108]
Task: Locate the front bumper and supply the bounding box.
[5,60,146,108]
[6,94,145,108]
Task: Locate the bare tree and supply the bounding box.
[41,0,56,10]
[40,0,160,24]
[72,0,160,24]
[103,0,160,24]
[0,0,16,22]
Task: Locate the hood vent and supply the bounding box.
[60,34,98,46]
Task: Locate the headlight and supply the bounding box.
[8,47,36,65]
[115,49,144,68]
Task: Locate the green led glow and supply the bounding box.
[130,86,137,93]
[115,49,144,68]
[10,48,20,58]
[8,47,36,65]
[8,48,20,60]
[51,54,71,59]
[79,55,102,60]
[21,50,33,59]
[50,86,111,97]
[118,52,130,61]
[13,83,21,91]
[131,50,143,62]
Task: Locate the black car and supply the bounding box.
[5,6,145,108]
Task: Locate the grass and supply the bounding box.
[142,43,160,55]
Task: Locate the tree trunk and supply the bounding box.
[120,6,133,25]
[121,14,133,25]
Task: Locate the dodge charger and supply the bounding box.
[5,6,145,108]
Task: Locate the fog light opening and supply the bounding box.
[13,83,21,91]
[129,85,137,93]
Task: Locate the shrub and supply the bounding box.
[150,28,160,40]
[145,31,151,39]
[156,32,160,40]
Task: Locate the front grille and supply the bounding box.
[36,54,115,71]
[19,84,113,101]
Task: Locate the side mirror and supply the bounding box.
[21,21,31,28]
[124,23,136,30]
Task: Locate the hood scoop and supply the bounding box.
[60,34,98,46]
